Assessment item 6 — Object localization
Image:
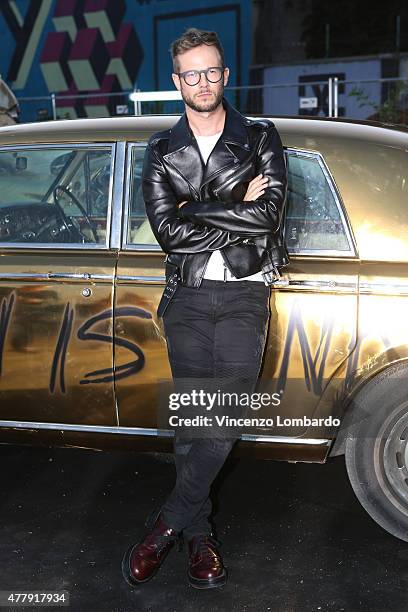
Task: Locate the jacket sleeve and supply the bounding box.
[142,139,244,253]
[178,124,287,236]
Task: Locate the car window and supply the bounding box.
[0,146,113,245]
[284,150,352,253]
[124,144,353,254]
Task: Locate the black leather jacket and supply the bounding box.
[142,96,288,288]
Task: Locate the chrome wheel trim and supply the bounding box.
[374,403,408,514]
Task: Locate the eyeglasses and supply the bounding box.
[176,66,225,87]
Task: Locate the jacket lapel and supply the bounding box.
[163,96,251,199]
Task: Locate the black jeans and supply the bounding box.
[160,279,270,540]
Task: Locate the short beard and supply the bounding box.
[181,85,224,113]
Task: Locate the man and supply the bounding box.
[122,27,288,590]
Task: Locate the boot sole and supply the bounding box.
[188,568,228,589]
[121,541,174,587]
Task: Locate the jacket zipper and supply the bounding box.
[213,161,252,197]
[199,161,240,199]
[220,250,234,281]
[195,251,213,288]
[180,254,186,281]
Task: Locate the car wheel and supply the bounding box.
[344,362,408,542]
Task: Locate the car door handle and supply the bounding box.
[47,272,113,282]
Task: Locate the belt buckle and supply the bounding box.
[262,264,281,286]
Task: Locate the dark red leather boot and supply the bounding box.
[122,512,181,586]
[188,535,227,589]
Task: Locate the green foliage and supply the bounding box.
[348,81,408,125]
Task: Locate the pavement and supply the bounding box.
[0,444,407,612]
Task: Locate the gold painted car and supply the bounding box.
[0,115,407,542]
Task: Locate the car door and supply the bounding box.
[115,142,359,442]
[255,148,359,439]
[115,142,174,434]
[0,142,119,426]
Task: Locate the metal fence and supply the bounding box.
[13,76,408,126]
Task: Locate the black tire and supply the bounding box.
[344,362,408,542]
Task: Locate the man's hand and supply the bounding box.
[178,201,188,208]
[243,174,269,201]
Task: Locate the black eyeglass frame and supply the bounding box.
[176,66,226,86]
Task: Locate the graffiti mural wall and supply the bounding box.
[0,0,251,121]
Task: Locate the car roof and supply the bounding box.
[0,114,407,148]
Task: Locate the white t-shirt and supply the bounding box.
[194,131,264,283]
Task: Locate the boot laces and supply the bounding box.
[192,534,221,557]
[153,533,183,554]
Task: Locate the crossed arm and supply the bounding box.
[142,124,287,253]
[177,125,288,236]
[142,142,245,254]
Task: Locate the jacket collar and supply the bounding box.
[167,96,249,153]
[163,97,250,198]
